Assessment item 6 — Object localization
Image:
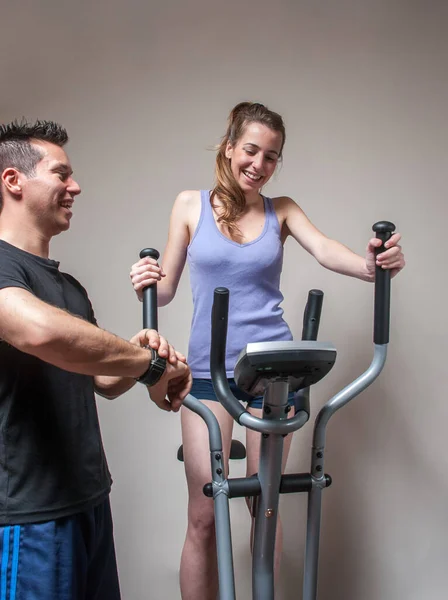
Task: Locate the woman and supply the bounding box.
[130,102,405,599]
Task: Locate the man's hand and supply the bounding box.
[147,358,192,412]
[130,329,191,412]
[130,329,187,365]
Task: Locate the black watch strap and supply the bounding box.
[136,348,166,387]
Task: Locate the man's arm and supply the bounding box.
[94,347,192,409]
[94,376,136,399]
[93,330,185,400]
[0,286,151,377]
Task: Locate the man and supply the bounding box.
[0,119,191,599]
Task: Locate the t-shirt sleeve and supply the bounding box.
[87,298,98,327]
[62,272,98,326]
[0,254,33,294]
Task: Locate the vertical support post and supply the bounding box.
[252,380,289,600]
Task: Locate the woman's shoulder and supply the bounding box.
[171,190,203,232]
[175,189,203,205]
[269,197,306,231]
[270,195,300,213]
[172,190,202,216]
[270,195,295,205]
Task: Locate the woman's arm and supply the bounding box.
[130,191,200,306]
[276,197,405,281]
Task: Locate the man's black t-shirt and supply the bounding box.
[0,240,112,524]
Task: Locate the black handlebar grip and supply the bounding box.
[210,288,246,421]
[372,221,395,345]
[297,289,324,416]
[139,248,160,330]
[211,288,230,373]
[302,289,324,341]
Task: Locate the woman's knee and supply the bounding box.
[187,498,216,538]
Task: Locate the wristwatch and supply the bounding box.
[136,348,166,386]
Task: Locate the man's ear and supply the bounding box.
[1,168,23,196]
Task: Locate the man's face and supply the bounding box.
[20,141,81,237]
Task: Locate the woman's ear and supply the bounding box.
[225,141,233,160]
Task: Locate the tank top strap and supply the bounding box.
[263,195,280,235]
[201,189,215,222]
[189,190,213,248]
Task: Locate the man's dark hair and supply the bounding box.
[0,119,69,210]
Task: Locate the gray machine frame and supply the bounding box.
[140,221,394,600]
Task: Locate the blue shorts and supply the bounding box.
[0,497,120,600]
[190,378,296,410]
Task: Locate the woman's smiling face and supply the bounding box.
[225,122,283,194]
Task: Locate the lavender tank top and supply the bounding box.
[186,190,292,378]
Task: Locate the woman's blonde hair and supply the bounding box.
[211,102,286,240]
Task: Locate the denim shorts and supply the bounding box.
[190,378,296,410]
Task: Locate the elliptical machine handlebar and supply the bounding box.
[138,247,168,383]
[139,247,160,330]
[303,222,395,600]
[210,287,245,421]
[372,221,395,345]
[138,250,238,598]
[302,289,324,341]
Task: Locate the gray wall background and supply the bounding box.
[1,1,447,598]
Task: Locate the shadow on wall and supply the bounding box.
[313,379,446,600]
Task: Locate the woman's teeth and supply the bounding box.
[243,171,262,181]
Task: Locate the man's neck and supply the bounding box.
[0,224,51,258]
